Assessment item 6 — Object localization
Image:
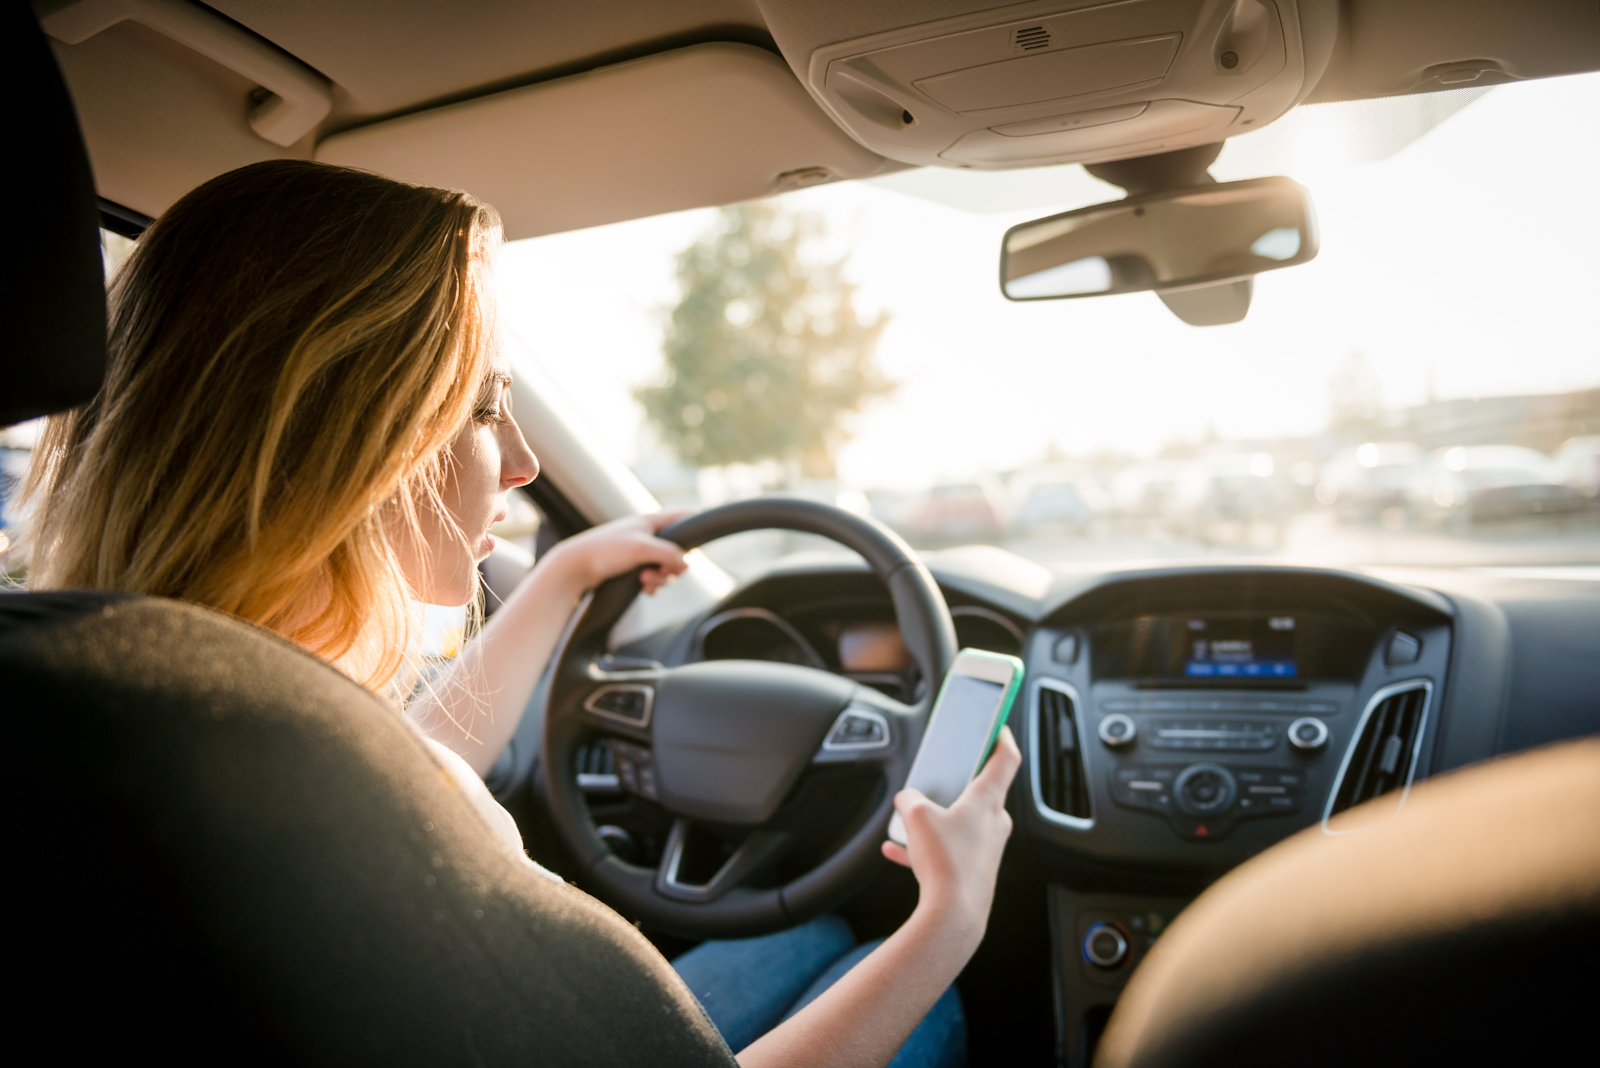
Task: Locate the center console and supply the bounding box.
[1019,568,1455,1066]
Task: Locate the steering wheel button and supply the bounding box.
[823,707,891,751]
[585,683,655,726]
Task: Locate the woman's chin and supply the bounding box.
[418,568,481,609]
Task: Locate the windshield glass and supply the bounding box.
[498,75,1598,580]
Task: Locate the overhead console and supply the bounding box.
[787,0,1336,169]
[1020,567,1454,877]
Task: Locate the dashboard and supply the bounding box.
[599,555,1597,881]
[626,560,1473,876]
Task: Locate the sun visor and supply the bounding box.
[782,0,1335,170]
[316,43,891,240]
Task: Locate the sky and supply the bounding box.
[496,72,1600,491]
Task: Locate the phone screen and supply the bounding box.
[907,674,1007,807]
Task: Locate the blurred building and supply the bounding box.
[1389,388,1600,453]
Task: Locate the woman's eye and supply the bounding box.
[475,377,512,424]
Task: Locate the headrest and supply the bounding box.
[3,4,107,427]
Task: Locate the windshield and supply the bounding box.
[9,79,1592,585]
[496,72,1599,580]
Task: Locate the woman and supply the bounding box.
[24,160,1019,1068]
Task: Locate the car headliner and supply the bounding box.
[42,0,1600,236]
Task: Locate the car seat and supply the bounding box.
[2,8,732,1064]
[1096,737,1598,1067]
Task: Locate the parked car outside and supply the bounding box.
[1553,436,1600,500]
[1408,445,1588,525]
[1163,452,1288,546]
[1316,442,1423,524]
[1009,466,1099,534]
[894,479,1009,543]
[1106,460,1184,523]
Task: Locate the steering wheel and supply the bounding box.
[540,498,956,939]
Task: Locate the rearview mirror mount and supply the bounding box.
[999,175,1318,325]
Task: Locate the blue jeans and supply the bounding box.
[672,914,966,1068]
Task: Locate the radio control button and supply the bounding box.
[1082,922,1129,968]
[1386,632,1422,665]
[1099,713,1137,748]
[1287,717,1330,751]
[1174,763,1236,816]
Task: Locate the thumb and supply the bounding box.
[967,727,1021,805]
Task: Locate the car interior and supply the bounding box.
[6,1,1599,1065]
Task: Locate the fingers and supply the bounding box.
[639,565,683,595]
[880,840,910,867]
[894,787,930,817]
[636,539,688,574]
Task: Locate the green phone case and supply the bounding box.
[930,647,1026,775]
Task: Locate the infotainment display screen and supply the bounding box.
[1090,611,1363,683]
[1182,615,1297,678]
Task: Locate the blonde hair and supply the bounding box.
[24,160,502,693]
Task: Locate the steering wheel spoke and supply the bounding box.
[576,661,664,743]
[655,819,793,903]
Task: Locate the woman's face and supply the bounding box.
[398,363,538,606]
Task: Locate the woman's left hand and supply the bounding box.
[543,511,691,595]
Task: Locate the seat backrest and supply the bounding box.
[4,593,733,1064]
[1096,739,1600,1068]
[4,11,732,1063]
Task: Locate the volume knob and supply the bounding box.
[1082,922,1130,968]
[1098,713,1137,748]
[1287,717,1329,751]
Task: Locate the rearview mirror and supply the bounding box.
[999,176,1318,302]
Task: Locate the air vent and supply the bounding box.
[1325,682,1432,830]
[1012,25,1052,52]
[1034,681,1092,824]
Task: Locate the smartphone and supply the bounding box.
[887,648,1025,847]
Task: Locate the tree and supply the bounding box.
[636,202,893,478]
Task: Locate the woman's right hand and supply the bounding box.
[540,511,690,596]
[881,726,1021,951]
[736,728,1021,1068]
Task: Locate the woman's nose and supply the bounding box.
[501,418,539,488]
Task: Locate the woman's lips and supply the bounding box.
[479,511,506,556]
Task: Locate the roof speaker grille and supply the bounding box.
[1012,26,1052,52]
